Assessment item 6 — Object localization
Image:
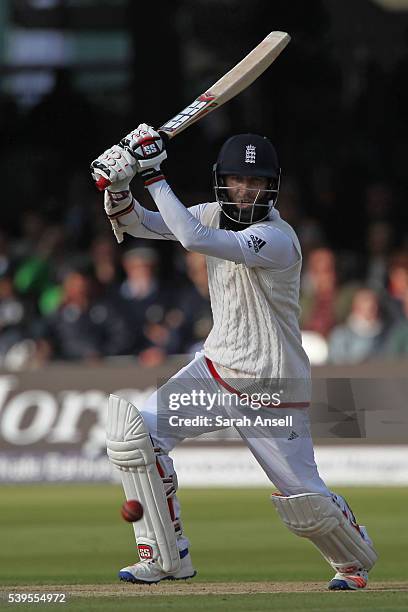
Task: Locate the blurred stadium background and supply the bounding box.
[0,0,408,517]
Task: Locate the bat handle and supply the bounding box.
[95,176,111,191]
[158,130,171,145]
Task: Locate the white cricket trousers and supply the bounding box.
[136,352,330,553]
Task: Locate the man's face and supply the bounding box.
[224,175,268,208]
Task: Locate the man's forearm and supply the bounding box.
[147,180,211,249]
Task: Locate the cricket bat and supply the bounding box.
[95,31,290,191]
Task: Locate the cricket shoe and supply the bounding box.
[328,569,368,590]
[119,549,196,584]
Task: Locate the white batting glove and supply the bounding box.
[91,144,140,242]
[121,123,167,186]
[91,144,137,192]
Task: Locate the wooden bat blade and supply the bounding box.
[159,31,290,139]
[94,32,290,191]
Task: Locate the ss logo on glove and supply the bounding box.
[141,142,160,156]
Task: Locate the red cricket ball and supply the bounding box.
[121,499,144,522]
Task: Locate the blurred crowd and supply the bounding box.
[0,214,213,369]
[0,183,407,370]
[1,33,407,369]
[300,246,408,365]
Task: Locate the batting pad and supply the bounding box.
[106,394,180,573]
[271,492,378,574]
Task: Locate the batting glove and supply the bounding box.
[121,123,167,186]
[91,144,138,193]
[91,144,139,241]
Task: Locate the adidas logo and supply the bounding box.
[248,234,266,253]
[245,144,256,163]
[288,430,299,440]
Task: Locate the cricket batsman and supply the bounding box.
[91,125,377,590]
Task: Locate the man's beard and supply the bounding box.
[219,211,250,231]
[219,202,268,231]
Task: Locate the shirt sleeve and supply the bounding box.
[147,180,298,270]
[120,198,207,241]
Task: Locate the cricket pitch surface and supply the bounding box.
[2,582,408,597]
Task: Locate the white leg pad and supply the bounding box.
[271,492,378,574]
[106,394,180,573]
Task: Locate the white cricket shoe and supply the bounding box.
[328,569,368,590]
[119,550,196,584]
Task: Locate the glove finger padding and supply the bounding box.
[91,144,138,190]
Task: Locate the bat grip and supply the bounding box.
[95,176,111,191]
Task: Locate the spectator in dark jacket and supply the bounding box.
[41,270,129,361]
[118,247,172,363]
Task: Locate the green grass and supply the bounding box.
[0,486,406,610]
